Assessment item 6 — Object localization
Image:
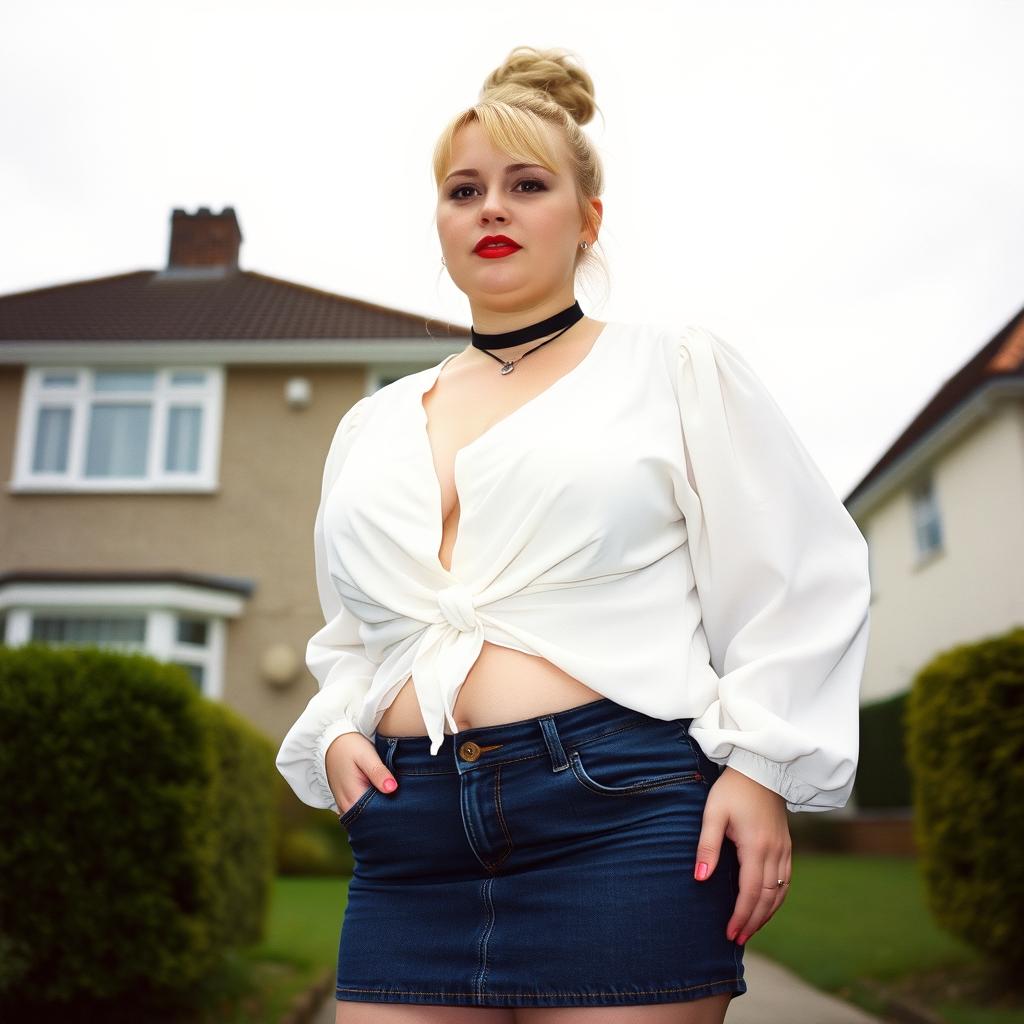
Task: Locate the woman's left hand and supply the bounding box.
[693,766,792,945]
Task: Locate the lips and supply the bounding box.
[474,235,521,255]
[476,244,519,259]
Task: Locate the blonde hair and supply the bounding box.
[432,45,608,297]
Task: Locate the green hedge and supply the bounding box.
[905,625,1024,978]
[0,643,277,1019]
[853,691,914,809]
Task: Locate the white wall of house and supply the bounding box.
[857,398,1024,703]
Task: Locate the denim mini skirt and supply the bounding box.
[335,696,747,1008]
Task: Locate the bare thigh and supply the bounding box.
[336,1003,516,1023]
[513,994,733,1024]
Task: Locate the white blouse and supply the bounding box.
[275,321,871,816]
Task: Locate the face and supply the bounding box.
[436,119,601,318]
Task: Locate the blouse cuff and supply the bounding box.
[724,746,853,813]
[311,718,362,814]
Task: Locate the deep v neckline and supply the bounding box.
[418,320,616,577]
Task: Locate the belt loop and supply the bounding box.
[539,715,570,773]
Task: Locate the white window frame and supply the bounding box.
[10,365,224,492]
[0,580,246,701]
[910,474,944,564]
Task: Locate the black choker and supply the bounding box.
[470,300,585,376]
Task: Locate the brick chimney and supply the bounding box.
[167,206,242,270]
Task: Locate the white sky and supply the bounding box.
[2,0,1022,498]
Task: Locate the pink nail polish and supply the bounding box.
[695,862,708,881]
[383,778,396,792]
[737,934,748,945]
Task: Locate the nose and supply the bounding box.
[479,188,510,223]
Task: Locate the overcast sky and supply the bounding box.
[3,0,1022,498]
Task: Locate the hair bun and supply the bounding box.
[481,45,597,126]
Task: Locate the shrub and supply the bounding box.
[904,625,1024,977]
[0,642,277,1019]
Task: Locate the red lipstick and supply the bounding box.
[474,234,521,258]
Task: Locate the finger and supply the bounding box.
[771,848,793,918]
[738,858,788,944]
[360,754,398,794]
[726,844,766,942]
[694,805,726,881]
[760,856,789,929]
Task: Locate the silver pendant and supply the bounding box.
[500,360,516,375]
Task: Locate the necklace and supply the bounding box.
[470,300,585,375]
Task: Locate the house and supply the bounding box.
[0,205,467,743]
[846,304,1024,703]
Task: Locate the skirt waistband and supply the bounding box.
[373,697,694,777]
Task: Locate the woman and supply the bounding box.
[276,45,872,1023]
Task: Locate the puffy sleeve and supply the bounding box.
[275,395,377,813]
[672,326,872,813]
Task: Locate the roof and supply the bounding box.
[0,268,470,343]
[846,303,1024,505]
[0,568,255,596]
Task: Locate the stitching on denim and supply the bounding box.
[568,752,703,797]
[460,778,489,872]
[681,730,713,791]
[338,783,377,828]
[473,876,495,999]
[571,719,645,750]
[540,716,568,771]
[391,719,648,775]
[485,763,514,870]
[336,977,746,998]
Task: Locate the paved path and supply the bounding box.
[727,951,883,1022]
[316,950,884,1022]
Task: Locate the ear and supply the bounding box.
[584,196,603,243]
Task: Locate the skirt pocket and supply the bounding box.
[337,782,379,829]
[566,716,705,798]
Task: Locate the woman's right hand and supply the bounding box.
[325,732,398,815]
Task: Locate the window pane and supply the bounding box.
[32,406,72,472]
[165,406,202,472]
[31,615,147,646]
[911,479,942,554]
[94,370,156,392]
[85,404,151,477]
[41,371,78,388]
[176,616,208,646]
[170,371,207,386]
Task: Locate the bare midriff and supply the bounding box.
[376,317,609,738]
[377,645,606,736]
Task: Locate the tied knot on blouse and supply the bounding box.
[436,582,479,633]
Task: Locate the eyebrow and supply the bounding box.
[443,163,550,184]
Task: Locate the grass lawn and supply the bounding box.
[746,853,1023,1024]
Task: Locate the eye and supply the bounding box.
[447,179,548,200]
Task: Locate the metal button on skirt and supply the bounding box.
[334,696,747,1008]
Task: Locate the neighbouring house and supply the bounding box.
[0,205,467,746]
[847,304,1024,704]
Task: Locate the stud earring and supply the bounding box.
[579,241,588,249]
[441,255,447,266]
